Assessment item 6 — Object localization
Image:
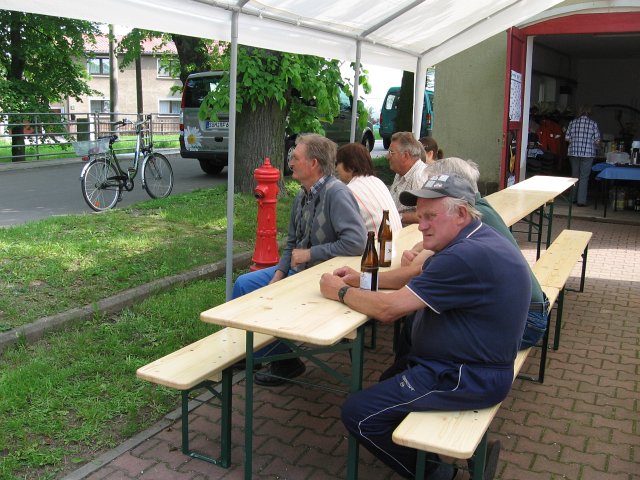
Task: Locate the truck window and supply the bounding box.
[384,93,399,110]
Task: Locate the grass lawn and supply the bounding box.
[0,162,395,480]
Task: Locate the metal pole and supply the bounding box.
[412,57,426,139]
[225,11,239,300]
[349,40,362,143]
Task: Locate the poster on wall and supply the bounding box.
[509,70,522,122]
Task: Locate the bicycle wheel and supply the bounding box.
[81,158,122,211]
[142,152,174,199]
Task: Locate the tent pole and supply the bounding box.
[225,10,239,300]
[413,57,427,139]
[350,40,362,143]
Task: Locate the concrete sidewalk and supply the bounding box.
[65,216,639,480]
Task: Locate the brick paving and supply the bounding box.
[66,213,640,480]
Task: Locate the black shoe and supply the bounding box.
[231,360,263,371]
[577,203,587,207]
[254,358,306,386]
[466,440,501,480]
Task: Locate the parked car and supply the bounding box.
[179,71,375,175]
[379,86,435,149]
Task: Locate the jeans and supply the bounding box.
[569,156,594,205]
[519,295,550,349]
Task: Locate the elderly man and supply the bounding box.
[320,174,531,479]
[233,133,367,386]
[387,131,429,225]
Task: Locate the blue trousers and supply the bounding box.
[232,266,297,357]
[342,359,511,479]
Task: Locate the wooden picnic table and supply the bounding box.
[197,175,575,478]
[486,175,578,258]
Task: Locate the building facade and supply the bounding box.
[434,0,640,192]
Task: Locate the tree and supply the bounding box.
[201,46,370,193]
[0,12,98,161]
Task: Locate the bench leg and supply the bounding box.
[180,371,233,467]
[414,451,427,480]
[470,433,488,480]
[553,289,565,351]
[579,245,589,293]
[538,315,550,383]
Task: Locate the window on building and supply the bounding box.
[87,58,110,76]
[157,58,179,78]
[90,99,110,113]
[158,99,181,115]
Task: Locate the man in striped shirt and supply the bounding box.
[565,105,601,206]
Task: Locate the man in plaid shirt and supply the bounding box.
[565,105,601,206]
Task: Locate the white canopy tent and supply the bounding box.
[2,0,562,296]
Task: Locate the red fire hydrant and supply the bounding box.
[250,157,280,271]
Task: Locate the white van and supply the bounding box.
[180,71,375,175]
[179,71,228,175]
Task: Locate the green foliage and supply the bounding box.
[199,45,371,134]
[0,12,99,114]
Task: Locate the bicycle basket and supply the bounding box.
[73,138,110,156]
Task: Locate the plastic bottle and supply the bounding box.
[377,210,393,267]
[360,231,379,291]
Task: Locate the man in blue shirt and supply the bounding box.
[565,105,601,206]
[320,174,531,479]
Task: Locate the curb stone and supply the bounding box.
[0,250,254,354]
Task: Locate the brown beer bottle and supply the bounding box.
[360,231,379,291]
[378,210,393,267]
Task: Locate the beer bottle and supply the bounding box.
[377,210,393,267]
[360,231,379,291]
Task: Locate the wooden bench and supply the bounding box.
[391,229,592,480]
[136,327,274,467]
[531,229,592,350]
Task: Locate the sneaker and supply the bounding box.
[254,358,306,386]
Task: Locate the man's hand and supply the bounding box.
[319,272,347,301]
[333,266,360,287]
[290,248,311,269]
[401,249,419,267]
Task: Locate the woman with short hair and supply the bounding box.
[335,143,402,234]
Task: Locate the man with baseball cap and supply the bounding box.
[320,174,531,480]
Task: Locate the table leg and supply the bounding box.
[535,205,544,260]
[546,202,554,249]
[603,180,609,218]
[567,185,574,229]
[346,326,365,480]
[244,332,255,480]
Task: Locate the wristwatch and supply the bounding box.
[338,285,351,304]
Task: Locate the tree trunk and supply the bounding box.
[235,98,287,194]
[395,71,415,133]
[172,35,210,85]
[11,124,26,162]
[9,12,26,162]
[135,56,143,114]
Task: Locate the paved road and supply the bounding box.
[0,141,387,228]
[0,152,227,227]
